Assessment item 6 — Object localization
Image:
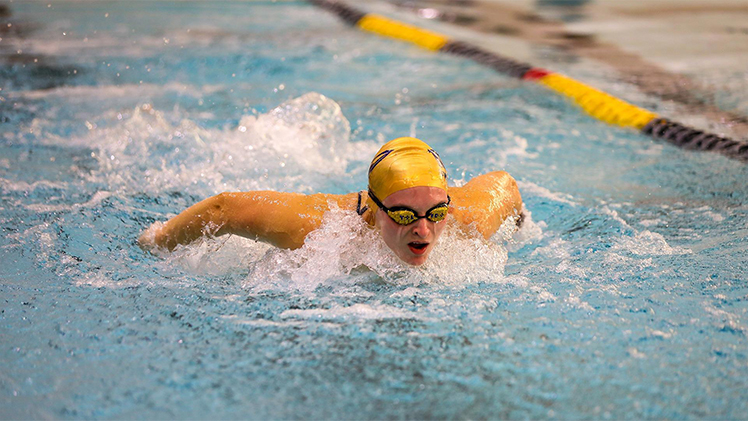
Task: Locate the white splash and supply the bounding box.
[237,205,513,291]
[611,230,692,256]
[280,303,419,322]
[239,92,353,174]
[72,92,377,196]
[24,190,112,213]
[498,204,544,252]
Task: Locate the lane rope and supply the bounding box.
[357,14,449,51]
[309,0,748,162]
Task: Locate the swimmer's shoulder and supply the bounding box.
[448,171,522,238]
[454,171,517,193]
[448,171,518,204]
[306,191,360,212]
[296,191,374,232]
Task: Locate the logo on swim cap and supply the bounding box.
[369,149,393,174]
[367,137,448,203]
[427,148,448,180]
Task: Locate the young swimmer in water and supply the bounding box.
[138,137,523,266]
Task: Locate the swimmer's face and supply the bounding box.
[374,186,448,266]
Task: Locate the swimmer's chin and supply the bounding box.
[407,258,428,266]
[401,255,431,266]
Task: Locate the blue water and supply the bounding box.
[2,2,747,419]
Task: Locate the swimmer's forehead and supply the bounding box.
[381,186,448,208]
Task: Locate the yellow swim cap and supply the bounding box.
[367,137,448,205]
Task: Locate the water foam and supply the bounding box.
[232,205,516,292]
[162,234,272,278]
[497,204,544,252]
[280,303,419,322]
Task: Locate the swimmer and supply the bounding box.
[138,137,522,266]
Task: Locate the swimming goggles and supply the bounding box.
[368,190,450,226]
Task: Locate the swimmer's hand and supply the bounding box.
[138,221,166,253]
[137,193,229,253]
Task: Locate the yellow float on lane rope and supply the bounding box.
[538,73,658,129]
[356,14,449,52]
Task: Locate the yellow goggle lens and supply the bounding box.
[386,204,449,226]
[427,206,448,221]
[388,210,418,225]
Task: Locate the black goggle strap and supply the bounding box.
[367,189,386,211]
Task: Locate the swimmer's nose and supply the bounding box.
[411,218,431,238]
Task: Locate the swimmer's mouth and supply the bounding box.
[408,242,429,255]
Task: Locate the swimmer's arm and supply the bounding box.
[448,171,523,239]
[138,191,357,251]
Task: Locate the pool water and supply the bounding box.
[2,2,747,419]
